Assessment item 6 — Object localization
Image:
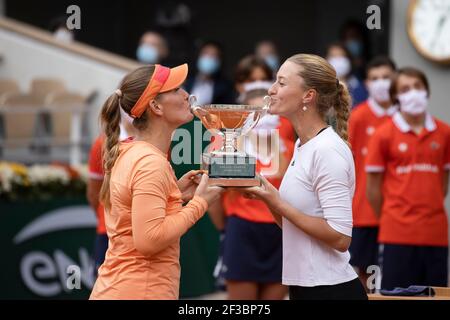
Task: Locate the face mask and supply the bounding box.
[54,28,74,43]
[197,56,220,75]
[328,56,351,78]
[255,114,280,131]
[368,79,391,103]
[136,44,159,64]
[398,89,428,115]
[346,40,363,57]
[264,55,279,71]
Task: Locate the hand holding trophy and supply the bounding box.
[190,95,271,187]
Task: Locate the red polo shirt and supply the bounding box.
[365,112,450,246]
[349,98,396,227]
[88,135,106,235]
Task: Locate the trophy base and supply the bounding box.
[208,177,260,187]
[201,153,259,187]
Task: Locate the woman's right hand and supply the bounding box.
[194,174,224,205]
[242,174,281,208]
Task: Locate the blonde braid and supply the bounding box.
[334,80,351,144]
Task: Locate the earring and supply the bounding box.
[302,105,308,111]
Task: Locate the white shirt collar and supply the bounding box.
[367,98,397,118]
[392,111,437,133]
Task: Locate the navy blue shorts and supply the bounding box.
[349,227,379,270]
[289,278,368,300]
[380,244,448,290]
[221,215,282,283]
[213,231,226,291]
[93,233,108,277]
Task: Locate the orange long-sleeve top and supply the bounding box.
[90,139,208,300]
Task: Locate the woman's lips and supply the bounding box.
[268,98,279,114]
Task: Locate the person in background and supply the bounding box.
[339,20,369,79]
[86,108,138,277]
[213,83,295,300]
[207,55,274,226]
[347,56,397,291]
[244,54,367,300]
[136,31,169,65]
[234,55,274,102]
[153,1,194,66]
[326,42,368,108]
[183,41,234,105]
[366,67,450,291]
[255,40,280,75]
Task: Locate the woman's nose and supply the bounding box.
[268,83,276,95]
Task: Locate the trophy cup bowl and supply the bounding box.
[190,95,270,187]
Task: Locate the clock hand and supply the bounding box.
[431,14,447,50]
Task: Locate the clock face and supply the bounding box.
[408,0,450,64]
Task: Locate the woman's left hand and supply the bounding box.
[243,174,281,208]
[177,170,205,202]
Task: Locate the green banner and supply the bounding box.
[0,198,96,299]
[0,197,220,299]
[0,120,220,299]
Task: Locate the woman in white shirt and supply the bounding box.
[245,53,367,300]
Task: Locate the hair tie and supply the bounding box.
[115,89,122,97]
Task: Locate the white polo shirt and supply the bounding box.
[279,127,358,287]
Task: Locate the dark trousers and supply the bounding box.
[289,278,368,300]
[93,233,108,277]
[381,244,448,290]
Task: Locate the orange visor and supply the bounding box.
[130,63,188,118]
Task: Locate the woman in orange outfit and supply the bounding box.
[90,63,223,300]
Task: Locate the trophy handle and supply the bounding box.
[189,95,223,132]
[189,94,200,113]
[263,95,271,110]
[239,97,271,136]
[189,94,208,121]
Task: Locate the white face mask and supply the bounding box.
[368,79,391,103]
[328,56,351,78]
[398,89,428,115]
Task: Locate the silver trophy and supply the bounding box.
[190,95,270,187]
